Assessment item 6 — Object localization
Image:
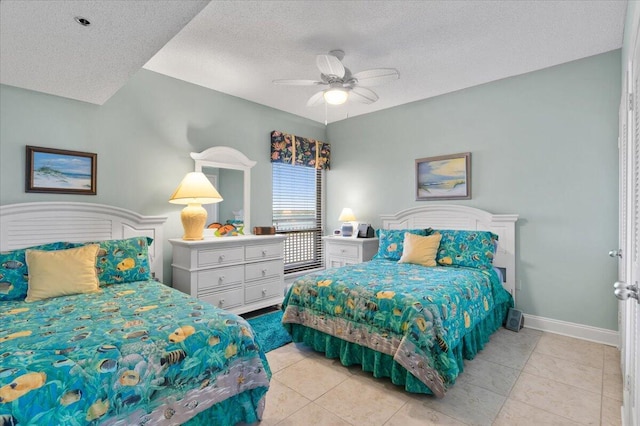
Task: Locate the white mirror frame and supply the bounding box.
[191,146,257,233]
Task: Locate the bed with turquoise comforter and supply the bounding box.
[282,259,512,397]
[0,280,270,425]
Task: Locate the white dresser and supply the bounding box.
[170,234,286,314]
[323,236,379,268]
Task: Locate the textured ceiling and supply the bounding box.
[0,0,208,104]
[1,1,627,124]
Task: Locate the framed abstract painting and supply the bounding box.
[416,152,471,201]
[26,146,97,195]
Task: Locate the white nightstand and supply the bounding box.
[323,236,379,268]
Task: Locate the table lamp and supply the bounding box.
[338,207,356,237]
[169,172,223,240]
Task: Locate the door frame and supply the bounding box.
[620,19,640,426]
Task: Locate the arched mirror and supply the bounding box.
[191,146,256,233]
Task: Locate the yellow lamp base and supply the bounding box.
[181,204,207,241]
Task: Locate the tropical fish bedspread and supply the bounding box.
[0,280,270,425]
[282,259,510,397]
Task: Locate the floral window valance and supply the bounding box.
[270,130,330,170]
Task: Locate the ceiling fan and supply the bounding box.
[273,50,399,107]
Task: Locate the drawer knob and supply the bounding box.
[341,249,346,253]
[262,249,267,256]
[218,299,225,306]
[218,276,225,283]
[262,268,267,276]
[219,254,225,262]
[262,288,267,295]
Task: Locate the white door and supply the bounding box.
[618,23,640,426]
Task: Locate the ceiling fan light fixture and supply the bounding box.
[323,87,348,105]
[275,50,396,108]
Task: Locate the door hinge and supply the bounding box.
[629,93,634,111]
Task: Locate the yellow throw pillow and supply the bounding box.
[398,232,442,267]
[25,244,100,302]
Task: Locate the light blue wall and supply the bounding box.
[0,50,621,330]
[0,69,325,280]
[326,50,621,330]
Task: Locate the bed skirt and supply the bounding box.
[183,388,267,426]
[284,299,511,396]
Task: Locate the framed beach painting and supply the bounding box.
[26,146,97,195]
[416,152,471,201]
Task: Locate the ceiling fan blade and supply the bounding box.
[306,90,326,107]
[352,68,399,87]
[273,79,324,86]
[316,54,345,79]
[349,87,379,104]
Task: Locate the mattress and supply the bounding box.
[0,280,270,425]
[282,259,512,397]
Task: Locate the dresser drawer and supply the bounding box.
[245,243,283,261]
[245,279,283,304]
[200,288,244,310]
[327,243,359,259]
[245,259,283,282]
[198,265,244,292]
[170,235,286,316]
[198,246,244,267]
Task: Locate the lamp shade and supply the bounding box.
[324,88,348,105]
[338,208,356,222]
[169,172,223,205]
[170,172,223,241]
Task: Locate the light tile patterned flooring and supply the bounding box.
[258,328,623,425]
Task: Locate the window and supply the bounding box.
[272,163,323,273]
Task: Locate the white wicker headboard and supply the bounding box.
[381,205,518,301]
[0,202,167,282]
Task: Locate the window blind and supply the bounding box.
[272,163,323,273]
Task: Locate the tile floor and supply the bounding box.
[258,328,623,426]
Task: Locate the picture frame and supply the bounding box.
[416,152,471,201]
[26,146,97,195]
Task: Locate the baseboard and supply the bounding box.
[523,313,619,347]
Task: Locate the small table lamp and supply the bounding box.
[169,172,223,240]
[338,207,356,237]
